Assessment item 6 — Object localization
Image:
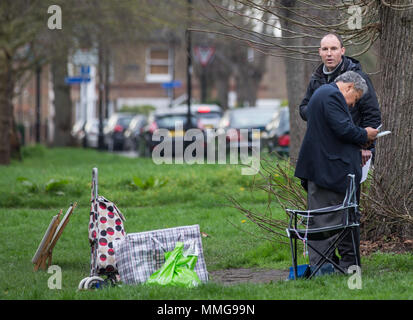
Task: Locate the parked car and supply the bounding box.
[262,107,290,156]
[71,119,86,146]
[84,118,107,148]
[71,119,108,148]
[104,113,135,151]
[139,107,204,157]
[123,114,148,151]
[177,104,223,129]
[217,106,279,151]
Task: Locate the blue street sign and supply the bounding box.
[80,65,90,75]
[162,80,182,89]
[65,65,91,84]
[65,76,91,84]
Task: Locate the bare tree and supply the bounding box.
[367,2,413,238]
[191,0,272,108]
[0,0,49,164]
[277,0,308,161]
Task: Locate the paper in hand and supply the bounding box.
[377,130,391,138]
[361,157,371,183]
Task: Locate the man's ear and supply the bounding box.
[346,82,354,93]
[341,46,346,56]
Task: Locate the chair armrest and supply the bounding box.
[286,204,356,216]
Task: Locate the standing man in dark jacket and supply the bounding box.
[299,33,381,166]
[297,33,381,272]
[295,71,378,272]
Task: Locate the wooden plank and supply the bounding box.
[32,210,62,271]
[32,203,76,271]
[47,203,77,254]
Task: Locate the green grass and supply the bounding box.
[0,146,412,300]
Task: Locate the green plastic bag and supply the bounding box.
[146,241,201,288]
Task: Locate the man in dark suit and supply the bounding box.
[295,71,378,272]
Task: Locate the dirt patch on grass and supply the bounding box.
[209,238,413,285]
[209,268,290,285]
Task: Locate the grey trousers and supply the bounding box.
[307,181,361,270]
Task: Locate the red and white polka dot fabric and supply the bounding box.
[88,196,126,274]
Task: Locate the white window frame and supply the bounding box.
[145,47,172,83]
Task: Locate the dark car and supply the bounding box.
[104,113,134,151]
[262,107,290,156]
[139,107,204,158]
[123,114,148,151]
[217,106,278,151]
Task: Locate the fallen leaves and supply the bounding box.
[360,236,413,256]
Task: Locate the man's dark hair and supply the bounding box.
[320,33,344,48]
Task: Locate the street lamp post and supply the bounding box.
[35,64,42,143]
[186,0,193,130]
[97,44,105,150]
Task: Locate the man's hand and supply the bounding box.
[361,149,372,166]
[365,127,378,141]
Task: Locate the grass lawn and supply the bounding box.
[0,146,412,300]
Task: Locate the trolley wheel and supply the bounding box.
[84,276,105,289]
[78,277,90,290]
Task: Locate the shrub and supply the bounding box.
[228,156,306,243]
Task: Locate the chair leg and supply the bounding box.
[307,230,349,279]
[350,228,360,267]
[307,244,341,279]
[294,238,298,279]
[289,236,298,280]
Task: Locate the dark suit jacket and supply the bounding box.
[295,83,368,194]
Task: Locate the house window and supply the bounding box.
[145,48,172,83]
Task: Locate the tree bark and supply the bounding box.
[209,44,233,110]
[369,4,413,237]
[0,52,14,165]
[215,70,230,109]
[51,52,74,146]
[235,50,266,107]
[279,0,308,162]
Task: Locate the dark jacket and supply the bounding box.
[295,83,368,194]
[299,56,381,154]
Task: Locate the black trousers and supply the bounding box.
[307,181,361,270]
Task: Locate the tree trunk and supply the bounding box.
[51,52,74,146]
[235,50,266,107]
[215,71,230,110]
[283,58,307,163]
[279,0,308,162]
[210,46,233,110]
[368,4,413,238]
[0,52,14,165]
